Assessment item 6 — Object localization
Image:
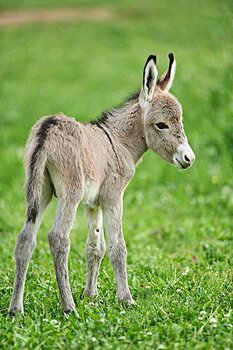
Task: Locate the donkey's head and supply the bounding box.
[139,54,195,169]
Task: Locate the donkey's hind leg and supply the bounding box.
[84,206,106,297]
[9,173,53,316]
[48,194,81,313]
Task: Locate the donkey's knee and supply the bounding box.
[48,230,70,256]
[108,240,127,266]
[86,235,106,262]
[15,226,37,263]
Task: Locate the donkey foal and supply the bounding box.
[9,53,195,315]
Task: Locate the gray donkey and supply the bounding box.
[9,53,195,316]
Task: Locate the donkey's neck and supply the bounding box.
[96,96,148,164]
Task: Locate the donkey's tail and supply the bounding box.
[25,116,58,223]
[25,144,47,223]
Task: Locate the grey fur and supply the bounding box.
[9,54,195,315]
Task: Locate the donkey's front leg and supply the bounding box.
[84,206,106,297]
[103,199,135,305]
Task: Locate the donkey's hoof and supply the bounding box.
[62,300,76,314]
[63,307,76,315]
[83,288,97,298]
[64,308,78,317]
[118,295,136,306]
[124,298,136,307]
[8,307,24,318]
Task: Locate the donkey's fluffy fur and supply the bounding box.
[9,54,195,315]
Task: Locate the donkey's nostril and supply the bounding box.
[184,155,190,163]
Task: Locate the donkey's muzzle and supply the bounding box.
[173,142,195,169]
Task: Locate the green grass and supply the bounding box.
[0,0,232,349]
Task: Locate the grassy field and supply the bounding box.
[0,0,232,349]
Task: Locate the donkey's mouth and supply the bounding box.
[174,158,190,169]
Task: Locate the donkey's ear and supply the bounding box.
[139,55,158,108]
[157,53,176,92]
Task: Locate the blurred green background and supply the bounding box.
[0,1,232,349]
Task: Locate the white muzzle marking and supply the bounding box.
[173,142,195,169]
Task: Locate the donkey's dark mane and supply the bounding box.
[91,90,140,128]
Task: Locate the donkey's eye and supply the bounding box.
[155,122,169,130]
